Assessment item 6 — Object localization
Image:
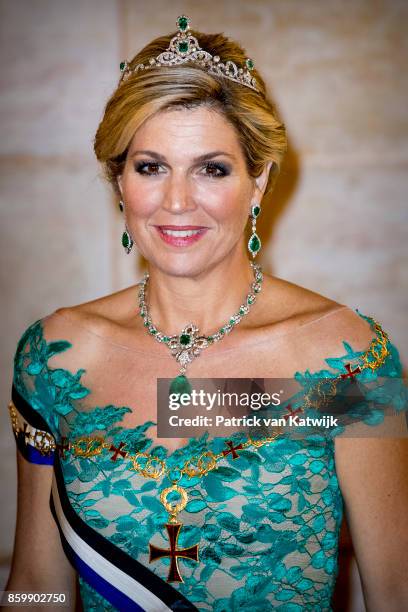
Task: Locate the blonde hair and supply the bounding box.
[94,29,287,198]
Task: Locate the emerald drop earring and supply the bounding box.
[118,199,134,254]
[122,226,133,254]
[248,203,261,258]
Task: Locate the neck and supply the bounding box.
[142,252,258,336]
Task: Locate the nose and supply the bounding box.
[161,171,196,214]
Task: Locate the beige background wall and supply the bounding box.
[1,1,407,610]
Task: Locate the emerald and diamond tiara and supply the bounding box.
[119,15,260,93]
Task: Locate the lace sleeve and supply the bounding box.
[263,310,408,443]
[298,312,408,440]
[9,317,73,465]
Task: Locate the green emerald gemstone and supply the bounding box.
[169,375,192,396]
[249,234,261,254]
[122,231,129,248]
[177,16,189,31]
[178,41,189,53]
[229,318,235,325]
[246,58,254,70]
[247,295,255,304]
[252,205,261,218]
[119,61,126,71]
[162,336,169,343]
[179,333,191,346]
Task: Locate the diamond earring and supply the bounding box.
[248,203,261,258]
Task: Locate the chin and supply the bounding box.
[146,253,218,279]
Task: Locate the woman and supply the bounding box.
[5,15,408,612]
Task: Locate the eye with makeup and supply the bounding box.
[133,160,230,178]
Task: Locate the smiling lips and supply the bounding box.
[155,225,208,247]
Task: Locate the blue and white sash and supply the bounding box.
[51,453,198,611]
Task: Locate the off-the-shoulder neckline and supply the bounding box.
[16,305,394,459]
[48,304,361,357]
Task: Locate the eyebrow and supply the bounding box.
[129,150,236,163]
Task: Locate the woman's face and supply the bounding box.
[118,106,270,277]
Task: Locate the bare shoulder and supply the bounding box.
[257,273,381,359]
[257,274,374,339]
[53,284,141,335]
[257,273,343,328]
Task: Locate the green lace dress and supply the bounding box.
[8,305,407,612]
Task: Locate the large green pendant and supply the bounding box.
[169,375,192,395]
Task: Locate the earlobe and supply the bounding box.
[117,175,123,195]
